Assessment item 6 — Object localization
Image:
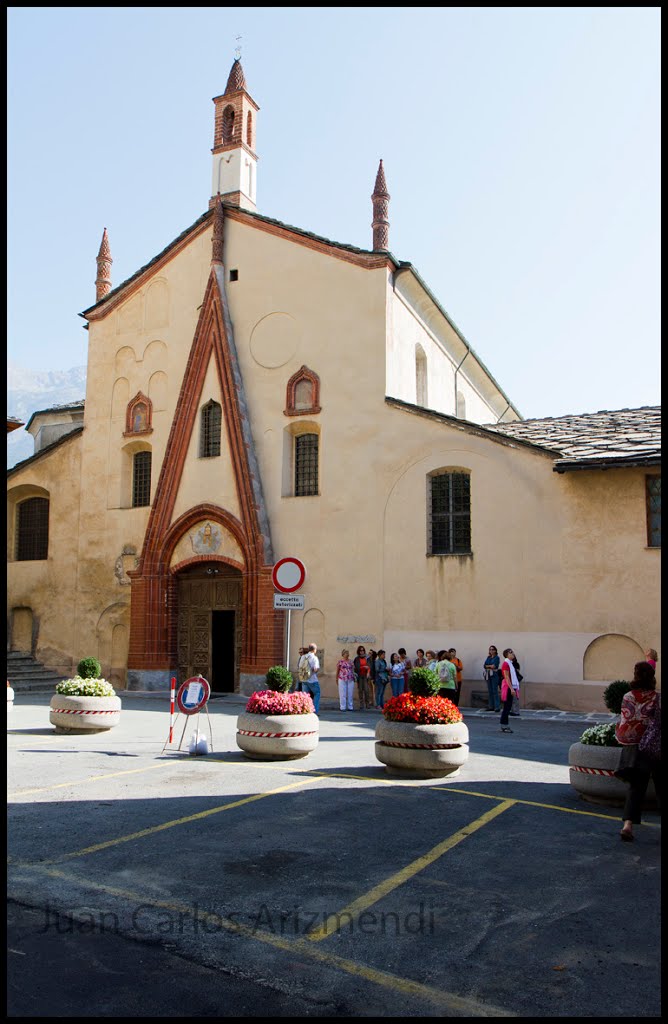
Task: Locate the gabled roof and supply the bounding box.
[483,406,661,472]
[7,426,84,478]
[24,401,85,433]
[79,203,520,419]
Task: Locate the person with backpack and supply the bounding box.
[294,647,306,692]
[299,643,321,714]
[615,661,661,842]
[353,645,372,711]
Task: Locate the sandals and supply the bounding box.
[500,727,513,733]
[620,830,634,842]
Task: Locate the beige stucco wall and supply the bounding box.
[6,214,660,710]
[7,434,83,676]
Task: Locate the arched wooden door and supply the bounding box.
[177,564,242,692]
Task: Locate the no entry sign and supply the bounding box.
[176,676,211,715]
[272,556,306,594]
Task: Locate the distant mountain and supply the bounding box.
[7,363,87,470]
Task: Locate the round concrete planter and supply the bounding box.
[49,694,122,734]
[568,741,657,808]
[236,711,319,760]
[375,719,469,778]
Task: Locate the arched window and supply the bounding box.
[132,451,152,508]
[200,400,222,458]
[295,434,319,497]
[428,470,471,555]
[284,366,321,417]
[416,345,428,407]
[16,497,49,561]
[247,110,253,146]
[222,105,235,144]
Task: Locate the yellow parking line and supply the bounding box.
[8,760,174,798]
[20,864,516,1017]
[41,775,322,863]
[307,799,516,942]
[306,772,660,828]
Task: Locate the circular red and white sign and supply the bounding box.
[176,676,211,715]
[272,557,306,594]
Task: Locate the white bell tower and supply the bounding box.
[210,58,259,211]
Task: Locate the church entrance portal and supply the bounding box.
[177,565,242,693]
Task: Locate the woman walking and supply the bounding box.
[615,661,661,842]
[499,648,520,732]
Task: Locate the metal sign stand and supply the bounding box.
[162,676,214,754]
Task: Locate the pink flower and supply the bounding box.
[246,690,315,716]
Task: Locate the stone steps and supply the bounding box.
[6,651,65,693]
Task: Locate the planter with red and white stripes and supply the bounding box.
[375,719,469,778]
[236,712,319,760]
[567,741,656,807]
[49,694,122,733]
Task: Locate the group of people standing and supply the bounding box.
[483,645,523,732]
[335,645,464,712]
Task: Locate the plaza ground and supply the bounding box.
[7,693,661,1018]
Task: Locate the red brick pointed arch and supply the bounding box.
[127,237,282,681]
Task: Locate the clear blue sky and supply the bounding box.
[7,7,660,419]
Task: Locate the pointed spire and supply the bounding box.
[225,58,247,94]
[371,160,390,251]
[95,227,113,301]
[373,159,390,199]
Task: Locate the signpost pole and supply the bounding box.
[286,608,291,671]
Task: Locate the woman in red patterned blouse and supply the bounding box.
[615,661,661,841]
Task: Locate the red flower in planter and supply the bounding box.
[382,693,463,725]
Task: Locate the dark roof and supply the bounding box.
[483,406,661,471]
[7,426,84,478]
[24,401,85,433]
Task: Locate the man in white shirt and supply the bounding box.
[303,643,321,714]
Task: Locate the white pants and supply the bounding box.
[338,679,354,710]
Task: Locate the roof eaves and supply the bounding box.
[553,455,661,474]
[384,396,556,457]
[24,402,85,433]
[394,264,522,421]
[80,209,213,318]
[7,426,84,477]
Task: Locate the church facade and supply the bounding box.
[7,61,661,710]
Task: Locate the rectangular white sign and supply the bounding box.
[273,593,305,609]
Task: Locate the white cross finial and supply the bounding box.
[235,35,242,61]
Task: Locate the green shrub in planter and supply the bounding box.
[602,680,631,716]
[409,667,442,697]
[77,657,102,680]
[265,665,294,693]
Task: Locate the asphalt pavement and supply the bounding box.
[7,692,661,1018]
